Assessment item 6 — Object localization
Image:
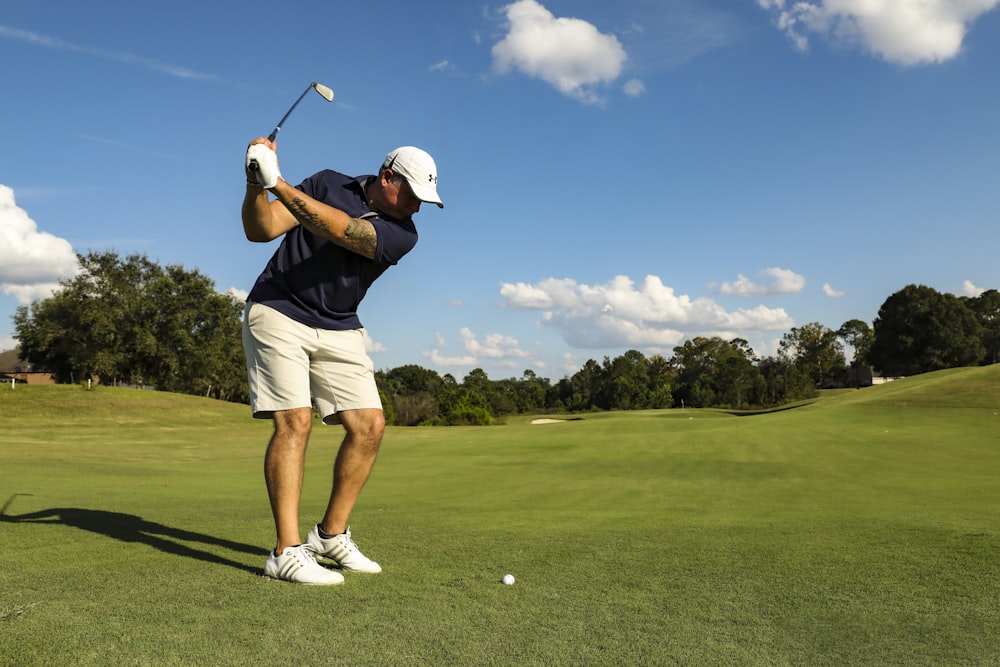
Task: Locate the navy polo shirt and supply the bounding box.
[247,169,418,330]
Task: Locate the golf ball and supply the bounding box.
[501,574,515,585]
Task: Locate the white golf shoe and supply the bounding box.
[306,525,382,573]
[264,545,345,585]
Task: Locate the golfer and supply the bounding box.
[241,138,443,585]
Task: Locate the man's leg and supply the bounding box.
[265,407,314,553]
[318,408,385,535]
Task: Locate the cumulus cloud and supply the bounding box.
[492,0,629,104]
[426,327,530,369]
[363,333,387,355]
[501,274,793,349]
[822,283,846,298]
[960,279,986,297]
[717,268,806,297]
[757,0,1000,65]
[0,185,79,304]
[623,78,646,96]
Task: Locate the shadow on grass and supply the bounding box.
[1,494,267,576]
[723,400,816,416]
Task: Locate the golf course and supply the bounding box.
[2,365,998,666]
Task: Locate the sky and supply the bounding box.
[1,0,998,382]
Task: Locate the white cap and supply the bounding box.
[382,146,443,208]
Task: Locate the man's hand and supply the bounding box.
[246,143,281,188]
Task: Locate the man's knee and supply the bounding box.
[342,409,385,444]
[273,407,314,439]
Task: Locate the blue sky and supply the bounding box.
[2,0,998,381]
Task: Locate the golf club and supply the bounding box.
[248,82,334,173]
[266,82,334,142]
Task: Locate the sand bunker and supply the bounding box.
[530,418,567,424]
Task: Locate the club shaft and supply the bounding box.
[268,86,313,142]
[249,82,332,174]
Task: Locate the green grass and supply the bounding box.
[2,367,999,666]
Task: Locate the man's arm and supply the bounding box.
[241,181,377,258]
[241,138,378,258]
[267,179,378,259]
[241,184,299,242]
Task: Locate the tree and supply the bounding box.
[869,284,984,376]
[437,370,494,426]
[462,368,512,417]
[566,359,603,411]
[645,354,674,409]
[145,264,247,400]
[603,349,650,410]
[670,337,760,409]
[13,251,247,401]
[494,369,551,415]
[381,364,444,395]
[964,289,1000,365]
[515,369,550,413]
[779,322,847,387]
[377,364,443,425]
[837,319,874,367]
[757,355,816,404]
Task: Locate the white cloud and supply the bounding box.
[427,327,531,370]
[1,282,66,304]
[429,60,453,72]
[363,333,386,355]
[492,0,628,104]
[960,279,986,297]
[0,185,79,304]
[427,349,478,367]
[717,267,806,297]
[757,0,1000,65]
[459,327,529,360]
[623,78,646,96]
[822,283,846,298]
[0,23,226,82]
[501,274,793,350]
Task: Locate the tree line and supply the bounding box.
[12,252,998,424]
[13,252,248,402]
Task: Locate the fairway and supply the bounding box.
[2,367,999,666]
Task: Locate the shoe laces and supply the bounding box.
[338,531,361,554]
[291,544,319,564]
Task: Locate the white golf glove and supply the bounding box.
[246,144,281,188]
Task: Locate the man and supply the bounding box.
[241,138,442,585]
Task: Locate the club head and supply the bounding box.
[312,82,335,102]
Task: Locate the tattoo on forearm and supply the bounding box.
[286,196,377,258]
[344,218,378,257]
[287,197,329,235]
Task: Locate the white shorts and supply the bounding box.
[242,302,382,424]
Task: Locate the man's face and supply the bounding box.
[379,170,422,219]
